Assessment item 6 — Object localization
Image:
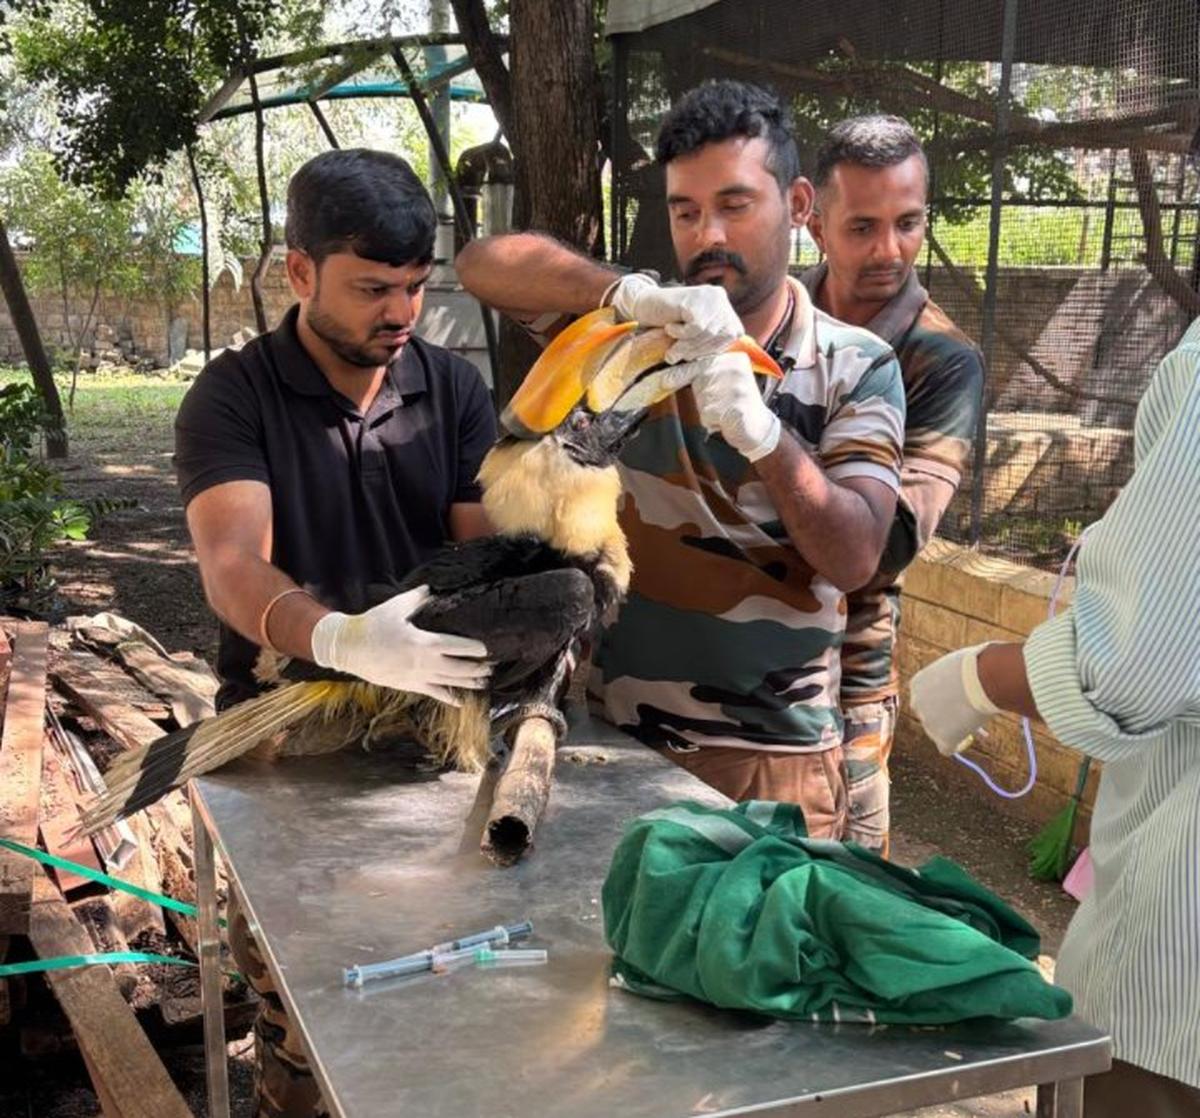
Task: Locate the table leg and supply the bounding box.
[193,792,231,1118]
[1036,1078,1084,1117]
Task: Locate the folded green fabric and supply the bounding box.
[602,800,1072,1025]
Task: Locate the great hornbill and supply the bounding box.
[79,311,781,833]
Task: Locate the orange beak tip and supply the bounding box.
[731,335,783,379]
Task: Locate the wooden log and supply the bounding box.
[50,647,171,725]
[111,812,168,945]
[481,716,557,867]
[28,871,192,1118]
[0,625,12,689]
[71,893,141,1000]
[50,674,202,946]
[39,730,104,895]
[0,934,9,1027]
[0,621,49,934]
[144,796,200,954]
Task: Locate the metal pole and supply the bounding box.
[427,0,452,217]
[611,37,626,263]
[1100,152,1117,272]
[192,791,230,1118]
[969,0,1018,547]
[308,101,341,148]
[185,145,212,363]
[1036,1079,1084,1118]
[391,45,501,381]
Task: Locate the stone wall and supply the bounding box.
[895,538,1098,832]
[939,412,1133,547]
[0,252,294,368]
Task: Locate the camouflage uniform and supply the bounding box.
[229,890,330,1118]
[586,277,906,836]
[802,264,983,855]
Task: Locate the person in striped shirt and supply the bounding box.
[910,321,1200,1115]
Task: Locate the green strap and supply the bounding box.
[0,951,195,978]
[1071,755,1092,799]
[0,836,225,926]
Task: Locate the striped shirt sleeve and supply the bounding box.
[1024,329,1200,761]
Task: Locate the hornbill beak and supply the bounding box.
[501,308,783,439]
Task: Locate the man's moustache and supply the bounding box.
[685,252,748,280]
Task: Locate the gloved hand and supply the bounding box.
[659,351,782,462]
[310,586,490,705]
[909,643,1002,756]
[609,273,743,364]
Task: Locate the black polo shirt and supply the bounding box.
[174,305,497,708]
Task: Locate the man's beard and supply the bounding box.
[305,301,404,368]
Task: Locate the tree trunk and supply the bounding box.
[451,0,604,405]
[0,215,67,457]
[483,0,601,404]
[510,0,602,251]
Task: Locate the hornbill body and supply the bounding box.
[80,312,780,833]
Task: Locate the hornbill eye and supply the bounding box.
[569,412,592,432]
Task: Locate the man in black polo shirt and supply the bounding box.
[174,149,496,1118]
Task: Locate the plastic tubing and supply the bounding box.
[951,530,1089,799]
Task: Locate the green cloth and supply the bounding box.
[602,800,1072,1025]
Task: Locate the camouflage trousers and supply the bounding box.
[660,744,848,839]
[841,696,899,857]
[228,891,330,1118]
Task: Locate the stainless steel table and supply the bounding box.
[190,713,1110,1118]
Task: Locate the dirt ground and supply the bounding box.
[1,374,1082,1117]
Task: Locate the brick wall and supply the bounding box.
[895,538,1099,830]
[940,413,1133,543]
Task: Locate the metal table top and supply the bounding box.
[192,713,1110,1118]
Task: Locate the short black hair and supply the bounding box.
[813,115,928,190]
[285,149,436,266]
[654,80,801,192]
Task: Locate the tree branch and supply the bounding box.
[703,46,1199,155]
[246,70,272,336]
[448,0,514,146]
[1129,147,1200,316]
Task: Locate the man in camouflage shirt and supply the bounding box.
[804,116,984,854]
[459,82,905,837]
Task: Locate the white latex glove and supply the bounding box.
[909,643,1002,756]
[659,351,782,462]
[310,586,490,706]
[609,273,743,364]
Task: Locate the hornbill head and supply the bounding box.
[478,310,783,589]
[499,307,784,466]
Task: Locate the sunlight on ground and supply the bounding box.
[0,366,190,451]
